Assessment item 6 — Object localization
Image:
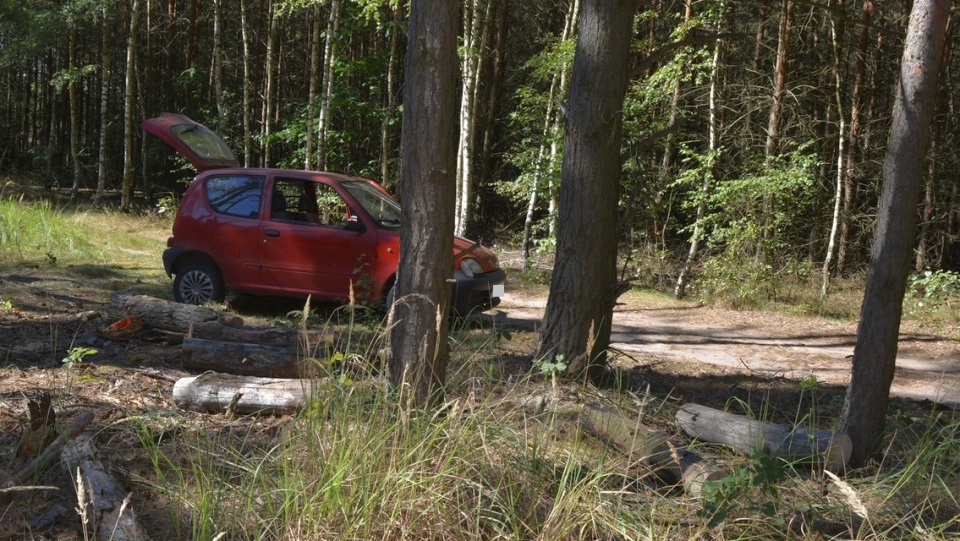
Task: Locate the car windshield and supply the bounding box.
[341,180,401,228]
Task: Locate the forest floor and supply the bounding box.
[1,261,959,536]
[489,289,960,409]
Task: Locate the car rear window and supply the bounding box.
[205,175,265,218]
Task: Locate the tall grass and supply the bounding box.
[0,198,168,268]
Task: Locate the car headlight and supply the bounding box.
[460,257,484,278]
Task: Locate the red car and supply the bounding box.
[142,113,505,315]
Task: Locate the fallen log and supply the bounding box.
[173,372,325,415]
[580,402,729,495]
[181,337,320,377]
[61,432,151,541]
[187,320,332,349]
[674,403,852,473]
[4,411,94,488]
[110,293,242,333]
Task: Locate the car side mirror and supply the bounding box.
[344,219,366,233]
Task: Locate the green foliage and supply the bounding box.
[533,353,567,378]
[695,145,819,305]
[908,270,959,309]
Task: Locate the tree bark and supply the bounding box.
[388,0,459,407]
[121,0,141,212]
[839,0,950,468]
[536,0,639,377]
[61,432,151,541]
[94,0,112,206]
[240,0,253,167]
[68,25,82,200]
[316,0,340,171]
[580,402,728,495]
[676,403,851,473]
[173,373,346,415]
[820,0,846,298]
[180,337,320,378]
[110,294,242,333]
[305,2,322,170]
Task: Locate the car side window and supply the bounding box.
[205,175,265,218]
[273,179,351,227]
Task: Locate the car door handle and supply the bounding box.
[265,230,280,237]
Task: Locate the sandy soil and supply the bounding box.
[489,291,960,408]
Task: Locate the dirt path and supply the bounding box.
[491,292,960,408]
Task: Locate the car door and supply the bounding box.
[258,177,378,301]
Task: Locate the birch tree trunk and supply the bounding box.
[380,3,403,187]
[316,0,340,171]
[455,0,493,236]
[837,0,873,275]
[820,0,846,298]
[121,0,141,212]
[380,3,403,186]
[520,0,579,268]
[675,0,726,299]
[840,0,949,468]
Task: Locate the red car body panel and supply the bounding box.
[145,113,505,313]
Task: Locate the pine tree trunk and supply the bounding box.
[305,3,321,170]
[380,3,403,186]
[840,0,949,468]
[94,0,112,206]
[240,0,253,167]
[388,0,459,407]
[68,26,81,200]
[262,1,278,168]
[536,0,639,378]
[121,0,141,212]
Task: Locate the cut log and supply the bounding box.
[580,402,729,495]
[173,372,325,415]
[110,293,242,333]
[61,432,151,541]
[675,403,852,473]
[181,337,320,377]
[187,320,332,349]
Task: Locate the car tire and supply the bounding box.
[173,260,225,305]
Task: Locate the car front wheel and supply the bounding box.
[173,260,225,305]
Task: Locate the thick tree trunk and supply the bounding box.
[388,0,459,407]
[839,0,949,468]
[536,0,639,377]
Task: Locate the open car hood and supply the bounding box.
[141,113,240,172]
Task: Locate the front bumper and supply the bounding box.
[452,268,507,316]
